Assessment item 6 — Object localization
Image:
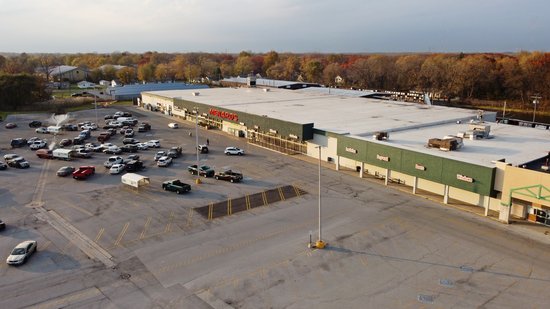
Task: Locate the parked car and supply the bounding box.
[224,147,245,156]
[72,136,85,145]
[138,123,151,132]
[4,154,21,162]
[104,115,114,120]
[168,122,179,129]
[124,129,135,137]
[198,144,209,154]
[5,123,17,129]
[109,163,126,175]
[146,140,160,148]
[6,240,37,265]
[72,166,95,180]
[81,123,97,131]
[0,219,5,230]
[97,133,111,143]
[157,156,173,167]
[28,121,42,128]
[62,124,78,131]
[104,156,124,168]
[214,170,243,183]
[136,143,149,150]
[122,138,140,145]
[162,179,191,194]
[168,146,182,158]
[11,138,28,148]
[27,137,41,145]
[0,162,7,170]
[103,146,122,155]
[154,151,167,161]
[126,154,140,161]
[121,144,138,153]
[59,138,72,147]
[125,160,144,172]
[56,166,75,177]
[72,149,92,158]
[29,140,47,150]
[35,127,49,134]
[187,164,215,177]
[8,157,30,169]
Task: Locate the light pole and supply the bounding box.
[310,145,326,249]
[93,87,98,126]
[532,95,541,123]
[194,108,200,184]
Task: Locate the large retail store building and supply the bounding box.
[141,86,550,227]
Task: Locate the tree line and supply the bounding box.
[0,51,549,109]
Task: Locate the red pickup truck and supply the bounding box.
[72,166,95,180]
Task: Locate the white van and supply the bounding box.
[47,126,62,135]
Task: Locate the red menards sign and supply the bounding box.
[209,108,238,122]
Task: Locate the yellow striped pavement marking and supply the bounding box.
[114,222,130,247]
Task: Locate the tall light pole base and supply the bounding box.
[315,240,326,249]
[309,240,327,249]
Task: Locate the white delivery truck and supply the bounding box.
[47,126,62,135]
[52,148,73,160]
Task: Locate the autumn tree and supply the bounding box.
[322,63,344,86]
[137,63,155,82]
[262,51,279,74]
[301,58,324,83]
[117,67,136,84]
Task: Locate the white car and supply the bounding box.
[4,153,20,161]
[103,146,122,155]
[107,121,122,128]
[157,156,173,167]
[104,156,123,168]
[6,240,37,265]
[109,163,126,174]
[81,123,97,131]
[224,147,245,156]
[30,140,47,150]
[35,127,49,134]
[27,137,41,145]
[146,140,160,148]
[168,122,179,129]
[136,143,149,150]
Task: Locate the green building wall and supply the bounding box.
[337,135,496,196]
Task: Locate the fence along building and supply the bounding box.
[141,87,550,226]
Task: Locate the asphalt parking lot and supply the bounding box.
[1,106,550,308]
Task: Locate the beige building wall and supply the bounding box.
[448,186,484,207]
[501,166,550,207]
[417,178,445,195]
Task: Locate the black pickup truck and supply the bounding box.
[162,179,191,194]
[214,170,243,183]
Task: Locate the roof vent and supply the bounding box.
[192,92,200,96]
[263,88,270,92]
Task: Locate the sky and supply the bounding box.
[0,0,548,54]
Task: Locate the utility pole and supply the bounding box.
[532,95,542,124]
[195,108,201,184]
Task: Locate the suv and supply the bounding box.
[214,170,243,183]
[168,146,182,158]
[121,144,138,153]
[125,160,144,172]
[10,138,28,148]
[104,156,123,168]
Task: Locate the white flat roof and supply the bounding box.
[382,122,550,167]
[145,87,483,135]
[143,87,546,167]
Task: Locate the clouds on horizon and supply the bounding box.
[1,0,548,53]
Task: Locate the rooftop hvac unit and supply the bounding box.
[263,88,270,92]
[192,92,200,96]
[373,131,389,141]
[427,136,463,151]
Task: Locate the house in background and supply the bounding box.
[49,66,89,82]
[99,80,111,86]
[77,81,96,89]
